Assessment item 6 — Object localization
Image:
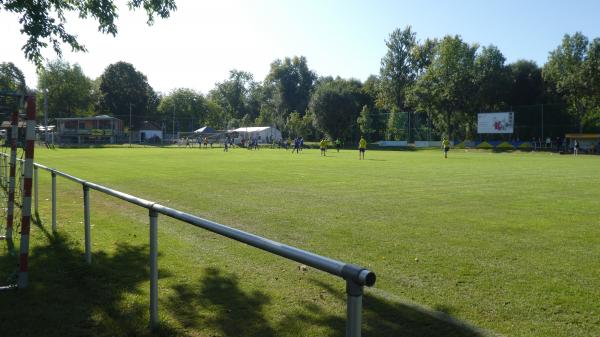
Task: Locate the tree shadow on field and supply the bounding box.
[165,267,276,337]
[291,279,486,337]
[164,266,487,337]
[0,219,178,337]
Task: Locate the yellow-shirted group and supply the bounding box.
[318,136,367,159]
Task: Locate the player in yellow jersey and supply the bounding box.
[320,138,328,156]
[358,136,367,160]
[442,138,450,158]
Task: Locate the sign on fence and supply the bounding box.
[477,112,514,134]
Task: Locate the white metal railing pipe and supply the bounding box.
[20,159,376,336]
[151,203,376,287]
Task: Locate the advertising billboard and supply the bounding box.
[477,112,514,134]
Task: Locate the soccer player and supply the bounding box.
[320,138,327,156]
[335,138,342,152]
[442,138,450,158]
[293,137,300,154]
[358,136,367,160]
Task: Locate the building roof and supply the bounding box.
[231,126,274,132]
[55,115,121,121]
[565,133,600,139]
[140,121,161,131]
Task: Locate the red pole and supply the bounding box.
[5,104,19,241]
[18,95,36,289]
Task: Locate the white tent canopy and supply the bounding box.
[230,126,282,143]
[194,126,217,134]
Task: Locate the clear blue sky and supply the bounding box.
[2,0,600,94]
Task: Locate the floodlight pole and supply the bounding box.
[44,88,48,144]
[541,104,544,141]
[129,103,133,147]
[171,105,175,142]
[172,106,175,143]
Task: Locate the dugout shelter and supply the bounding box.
[565,133,600,153]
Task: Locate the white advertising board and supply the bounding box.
[477,112,514,134]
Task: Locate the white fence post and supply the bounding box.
[149,209,159,328]
[346,280,364,337]
[34,166,38,216]
[52,172,57,232]
[83,185,91,264]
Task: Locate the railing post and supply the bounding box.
[34,166,38,216]
[19,160,24,194]
[83,185,91,264]
[1,154,5,188]
[149,209,159,329]
[346,280,364,337]
[51,172,57,232]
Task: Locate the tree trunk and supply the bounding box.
[577,104,584,133]
[446,109,453,139]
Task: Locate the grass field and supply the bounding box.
[0,146,598,337]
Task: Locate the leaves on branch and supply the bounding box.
[2,0,176,67]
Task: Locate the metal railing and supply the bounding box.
[3,153,376,337]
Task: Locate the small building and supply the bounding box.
[0,119,26,144]
[56,115,123,144]
[230,126,282,144]
[139,121,162,143]
[565,133,600,152]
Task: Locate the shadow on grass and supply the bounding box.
[2,216,488,337]
[0,218,178,337]
[164,267,486,337]
[166,267,276,337]
[304,280,485,337]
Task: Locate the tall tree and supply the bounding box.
[99,61,157,129]
[386,109,406,140]
[508,60,544,106]
[157,88,207,133]
[286,111,314,138]
[357,105,375,140]
[209,70,256,119]
[543,33,600,131]
[409,35,478,139]
[0,62,27,92]
[2,0,177,65]
[309,78,362,139]
[36,59,93,118]
[265,56,316,120]
[411,38,438,77]
[378,26,418,112]
[475,45,511,111]
[0,62,27,114]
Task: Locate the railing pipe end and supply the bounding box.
[342,264,376,287]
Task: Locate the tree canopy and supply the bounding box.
[1,0,177,66]
[309,78,363,139]
[544,33,600,131]
[0,62,27,93]
[3,23,595,141]
[37,59,93,118]
[98,61,157,128]
[410,35,478,138]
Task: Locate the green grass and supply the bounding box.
[1,147,598,337]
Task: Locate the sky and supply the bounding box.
[2,0,600,95]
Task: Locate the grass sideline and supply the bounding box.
[1,147,598,337]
